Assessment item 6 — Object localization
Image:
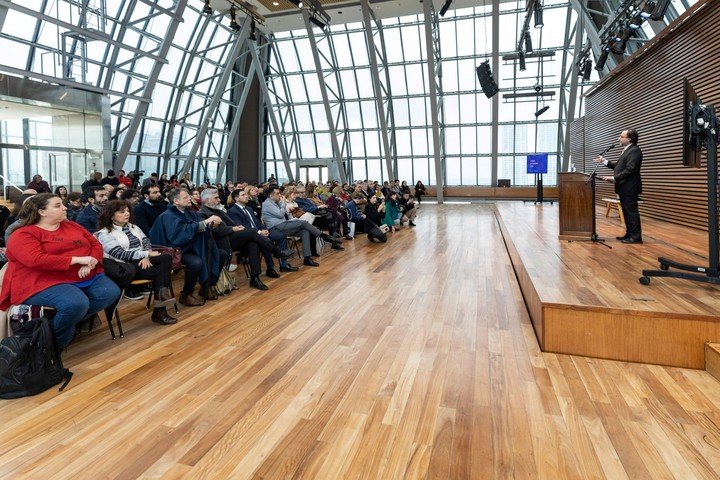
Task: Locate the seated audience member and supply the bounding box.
[133,185,166,236]
[295,187,342,244]
[284,190,315,224]
[101,169,120,186]
[117,170,133,188]
[345,199,368,235]
[188,188,202,211]
[4,193,36,244]
[245,185,263,219]
[26,174,51,193]
[261,185,342,267]
[142,172,159,188]
[228,189,297,273]
[400,181,411,196]
[64,192,84,222]
[180,172,194,190]
[364,195,384,227]
[76,186,108,233]
[81,171,102,192]
[54,186,69,202]
[116,187,140,207]
[0,193,120,349]
[398,192,417,227]
[149,188,222,306]
[199,188,288,290]
[414,180,426,203]
[384,192,402,232]
[96,200,177,324]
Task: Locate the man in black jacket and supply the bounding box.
[133,185,167,236]
[597,128,643,243]
[199,188,290,290]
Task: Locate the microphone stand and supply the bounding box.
[572,147,614,249]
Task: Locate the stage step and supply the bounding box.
[706,343,720,381]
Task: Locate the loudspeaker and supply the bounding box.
[476,61,499,99]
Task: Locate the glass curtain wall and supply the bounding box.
[262,0,698,187]
[0,0,242,186]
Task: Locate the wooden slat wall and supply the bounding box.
[570,0,720,231]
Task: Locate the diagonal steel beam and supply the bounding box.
[113,0,188,172]
[422,0,443,203]
[301,8,346,183]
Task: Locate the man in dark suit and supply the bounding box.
[597,128,643,243]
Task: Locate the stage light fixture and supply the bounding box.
[533,82,542,93]
[309,15,327,30]
[533,0,544,28]
[582,59,592,81]
[289,0,304,8]
[439,0,453,17]
[524,30,533,54]
[203,0,213,15]
[229,5,240,32]
[518,51,526,71]
[595,51,608,70]
[249,19,257,40]
[650,0,671,21]
[640,1,656,19]
[628,14,643,30]
[535,105,550,117]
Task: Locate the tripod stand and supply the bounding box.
[640,102,720,285]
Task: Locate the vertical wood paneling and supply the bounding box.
[570,0,720,230]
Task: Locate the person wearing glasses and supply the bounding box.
[596,128,644,244]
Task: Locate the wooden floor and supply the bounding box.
[2,204,720,479]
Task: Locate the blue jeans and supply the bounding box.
[23,275,121,349]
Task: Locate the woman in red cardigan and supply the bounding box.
[0,193,121,349]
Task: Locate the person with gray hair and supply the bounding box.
[199,188,290,290]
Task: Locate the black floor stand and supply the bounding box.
[640,109,719,285]
[569,164,612,248]
[523,174,553,205]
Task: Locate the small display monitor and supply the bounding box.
[527,153,548,174]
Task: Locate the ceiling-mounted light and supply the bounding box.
[439,0,453,17]
[595,51,608,71]
[289,0,304,8]
[533,82,542,93]
[640,1,656,19]
[309,15,327,30]
[518,50,526,71]
[535,105,550,117]
[249,19,257,40]
[533,0,544,28]
[524,30,533,54]
[203,0,213,15]
[229,5,240,32]
[628,14,643,30]
[582,59,592,81]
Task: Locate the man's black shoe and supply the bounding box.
[344,235,354,240]
[409,221,416,227]
[280,264,299,272]
[272,247,292,259]
[250,276,269,290]
[331,244,344,251]
[266,269,281,278]
[621,237,643,244]
[616,235,630,240]
[321,234,342,245]
[303,258,320,267]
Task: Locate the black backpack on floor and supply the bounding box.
[0,317,73,399]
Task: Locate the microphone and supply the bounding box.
[601,144,616,155]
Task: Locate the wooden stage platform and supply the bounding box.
[495,201,720,369]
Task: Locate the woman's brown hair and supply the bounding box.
[97,200,133,232]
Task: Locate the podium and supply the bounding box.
[558,172,595,240]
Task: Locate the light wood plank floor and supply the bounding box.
[2,204,720,479]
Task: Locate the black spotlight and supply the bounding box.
[289,0,304,8]
[582,59,592,81]
[439,0,453,17]
[249,19,257,40]
[310,15,327,30]
[640,1,656,19]
[229,6,240,32]
[628,13,643,30]
[203,0,213,15]
[518,50,526,71]
[595,51,608,71]
[533,82,542,93]
[533,0,544,28]
[535,105,550,117]
[524,30,533,54]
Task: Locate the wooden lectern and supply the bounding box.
[558,172,595,240]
